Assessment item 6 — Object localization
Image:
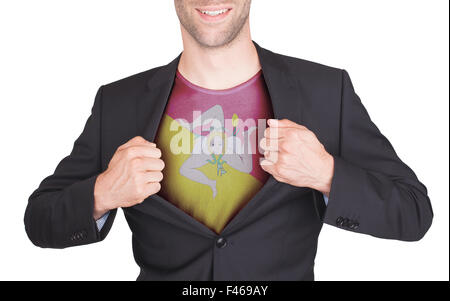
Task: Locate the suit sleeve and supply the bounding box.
[322,69,433,241]
[24,86,117,248]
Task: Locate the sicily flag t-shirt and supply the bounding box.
[154,69,274,234]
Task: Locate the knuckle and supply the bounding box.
[130,157,141,168]
[287,129,297,139]
[292,130,300,141]
[125,148,137,159]
[277,140,286,152]
[133,136,145,143]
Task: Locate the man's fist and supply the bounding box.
[93,136,165,220]
[259,119,334,196]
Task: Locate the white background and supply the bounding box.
[0,0,448,281]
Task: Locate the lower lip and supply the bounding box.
[196,9,232,22]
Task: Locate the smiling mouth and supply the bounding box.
[195,7,232,21]
[198,8,230,16]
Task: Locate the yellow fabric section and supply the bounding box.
[155,114,263,234]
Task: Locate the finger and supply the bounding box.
[260,158,274,167]
[264,150,279,164]
[268,119,306,129]
[142,171,164,183]
[260,159,278,176]
[137,157,165,171]
[259,137,279,152]
[264,127,291,139]
[141,182,161,198]
[122,145,162,159]
[118,136,156,151]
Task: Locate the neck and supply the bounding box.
[177,23,261,90]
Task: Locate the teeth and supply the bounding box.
[200,9,229,16]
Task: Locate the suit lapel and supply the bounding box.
[253,41,303,123]
[134,41,305,237]
[137,53,181,142]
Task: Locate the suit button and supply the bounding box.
[336,217,344,226]
[353,222,360,230]
[216,237,227,249]
[343,218,350,227]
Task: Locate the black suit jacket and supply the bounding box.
[24,41,433,280]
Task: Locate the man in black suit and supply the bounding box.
[24,0,433,280]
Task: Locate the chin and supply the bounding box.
[195,31,235,48]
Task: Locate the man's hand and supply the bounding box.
[259,119,334,197]
[93,136,165,220]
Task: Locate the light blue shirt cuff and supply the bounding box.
[95,211,110,231]
[323,194,329,206]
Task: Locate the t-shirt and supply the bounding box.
[154,69,274,234]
